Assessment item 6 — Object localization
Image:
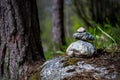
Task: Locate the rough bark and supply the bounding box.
[0,0,45,80]
[52,0,66,52]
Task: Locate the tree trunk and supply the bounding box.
[0,0,45,80]
[52,0,66,52]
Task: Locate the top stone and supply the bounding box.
[77,27,86,33]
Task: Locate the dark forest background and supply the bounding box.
[37,0,120,59]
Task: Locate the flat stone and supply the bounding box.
[77,27,86,33]
[73,32,94,41]
[66,40,95,57]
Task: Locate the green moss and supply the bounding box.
[61,57,79,67]
[29,72,41,80]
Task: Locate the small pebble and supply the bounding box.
[77,27,86,33]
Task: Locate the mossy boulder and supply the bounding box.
[40,56,120,80]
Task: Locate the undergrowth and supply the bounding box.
[88,23,120,53]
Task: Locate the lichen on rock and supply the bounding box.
[40,57,76,80]
[40,56,119,80]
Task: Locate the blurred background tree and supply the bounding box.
[52,0,66,53]
[72,0,120,25]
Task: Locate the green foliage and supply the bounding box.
[29,72,40,80]
[0,77,2,80]
[41,17,52,45]
[56,51,64,54]
[44,50,53,60]
[88,23,120,52]
[70,14,85,33]
[97,25,117,45]
[44,50,65,60]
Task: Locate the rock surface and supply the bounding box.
[40,55,120,80]
[40,57,75,80]
[66,40,95,57]
[77,27,86,33]
[73,32,94,41]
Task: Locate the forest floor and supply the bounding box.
[29,48,120,80]
[64,49,120,80]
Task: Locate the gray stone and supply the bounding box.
[66,40,95,57]
[40,57,75,80]
[73,32,94,41]
[77,27,86,33]
[40,57,118,80]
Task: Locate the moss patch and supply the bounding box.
[61,57,80,67]
[29,72,41,80]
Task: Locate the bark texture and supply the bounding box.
[52,0,66,51]
[0,0,44,80]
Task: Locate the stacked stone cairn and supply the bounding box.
[66,27,96,57]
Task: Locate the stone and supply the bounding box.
[77,27,86,33]
[73,32,94,41]
[66,40,95,57]
[40,56,119,80]
[40,57,75,80]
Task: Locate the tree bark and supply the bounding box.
[0,0,45,80]
[52,0,66,52]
